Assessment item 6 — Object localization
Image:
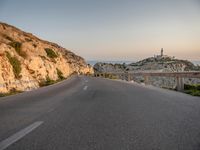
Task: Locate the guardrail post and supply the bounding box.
[176,77,184,92]
[144,75,149,85]
[119,74,122,80]
[127,73,131,81]
[121,74,124,80]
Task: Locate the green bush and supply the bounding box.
[39,76,56,87]
[0,93,10,97]
[0,88,22,97]
[184,84,200,96]
[56,68,64,80]
[9,41,27,58]
[44,48,58,58]
[9,41,21,51]
[185,90,200,96]
[6,51,22,79]
[45,76,56,85]
[197,85,200,90]
[104,73,118,79]
[184,84,200,90]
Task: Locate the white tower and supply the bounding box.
[161,48,163,57]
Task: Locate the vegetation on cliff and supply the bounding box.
[9,41,27,58]
[6,51,22,79]
[45,48,58,59]
[56,68,64,80]
[0,22,93,94]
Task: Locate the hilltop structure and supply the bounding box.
[94,50,200,89]
[154,48,174,60]
[161,48,164,57]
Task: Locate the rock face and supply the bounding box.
[0,22,93,93]
[94,62,126,73]
[127,56,199,72]
[94,56,199,73]
[94,55,200,89]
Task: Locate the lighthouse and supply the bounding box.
[161,48,164,57]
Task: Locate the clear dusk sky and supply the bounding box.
[0,0,200,61]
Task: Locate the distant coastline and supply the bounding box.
[87,60,133,66]
[87,60,200,66]
[192,61,200,66]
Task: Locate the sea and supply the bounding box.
[193,61,200,66]
[87,60,200,66]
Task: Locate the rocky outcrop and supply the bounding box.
[0,22,93,93]
[94,62,126,73]
[94,56,200,89]
[127,56,199,72]
[94,56,199,73]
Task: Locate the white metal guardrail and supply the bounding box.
[94,71,200,91]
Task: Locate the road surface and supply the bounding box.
[0,76,200,150]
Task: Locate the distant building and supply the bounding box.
[154,48,174,59]
[161,48,164,56]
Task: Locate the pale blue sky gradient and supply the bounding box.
[0,0,200,61]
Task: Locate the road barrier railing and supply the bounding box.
[94,71,200,91]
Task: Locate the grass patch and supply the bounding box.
[44,48,58,59]
[56,68,65,80]
[0,88,22,97]
[39,76,57,87]
[6,51,22,79]
[185,90,200,96]
[105,73,118,79]
[39,70,66,87]
[9,41,27,58]
[39,75,66,87]
[98,73,118,79]
[184,84,200,96]
[140,79,144,83]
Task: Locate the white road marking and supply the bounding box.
[83,86,88,90]
[0,121,43,150]
[85,80,88,83]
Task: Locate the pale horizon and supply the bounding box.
[0,0,199,61]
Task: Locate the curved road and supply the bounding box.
[0,76,200,150]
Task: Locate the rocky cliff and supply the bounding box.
[127,56,199,72]
[0,22,93,93]
[94,56,199,73]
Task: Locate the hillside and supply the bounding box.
[94,56,200,73]
[127,56,199,72]
[94,55,200,89]
[0,22,93,93]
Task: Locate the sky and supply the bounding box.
[0,0,200,61]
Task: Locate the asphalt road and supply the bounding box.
[0,76,200,150]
